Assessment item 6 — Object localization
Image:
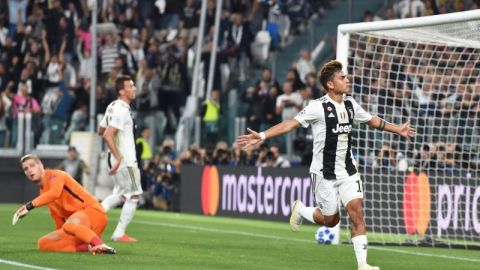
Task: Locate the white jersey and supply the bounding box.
[100,99,137,169]
[294,94,372,180]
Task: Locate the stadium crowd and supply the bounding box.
[1,0,479,211]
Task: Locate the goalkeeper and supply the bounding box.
[13,154,115,255]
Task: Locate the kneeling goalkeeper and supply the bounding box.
[13,154,115,255]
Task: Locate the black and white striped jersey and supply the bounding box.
[294,94,372,180]
[99,99,137,168]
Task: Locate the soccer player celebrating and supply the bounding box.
[14,154,115,255]
[98,75,142,242]
[237,60,416,270]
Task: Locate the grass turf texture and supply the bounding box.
[1,204,478,270]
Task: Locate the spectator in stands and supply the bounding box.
[9,80,41,147]
[43,31,66,87]
[159,51,188,133]
[152,162,176,210]
[285,68,305,91]
[376,143,398,172]
[261,84,280,130]
[56,15,75,62]
[76,18,92,52]
[7,0,28,38]
[154,138,177,171]
[262,143,291,168]
[213,141,231,165]
[423,0,438,16]
[296,49,315,84]
[188,143,205,165]
[200,89,221,147]
[226,13,253,82]
[179,0,199,46]
[242,86,263,132]
[414,144,433,171]
[76,45,93,80]
[393,0,425,18]
[42,63,76,145]
[0,63,6,91]
[136,66,163,146]
[305,71,322,99]
[230,142,249,166]
[255,142,270,167]
[63,102,88,144]
[0,1,8,31]
[0,89,11,147]
[136,126,154,197]
[136,126,154,171]
[298,85,313,108]
[100,34,119,81]
[276,80,303,121]
[383,6,397,20]
[57,146,89,185]
[256,67,280,91]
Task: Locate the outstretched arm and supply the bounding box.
[367,116,416,139]
[13,175,65,223]
[237,119,301,151]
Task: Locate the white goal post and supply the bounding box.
[336,10,480,249]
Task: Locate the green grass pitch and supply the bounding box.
[0,204,478,270]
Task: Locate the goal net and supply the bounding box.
[336,10,480,249]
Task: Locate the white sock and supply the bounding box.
[298,205,316,224]
[101,194,123,212]
[352,235,368,267]
[112,199,138,239]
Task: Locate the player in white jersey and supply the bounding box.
[237,60,416,270]
[98,75,142,242]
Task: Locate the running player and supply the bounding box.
[237,60,416,270]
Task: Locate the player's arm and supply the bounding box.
[367,116,416,139]
[14,174,65,221]
[97,114,107,136]
[97,126,106,136]
[237,119,301,150]
[32,175,65,207]
[103,125,122,174]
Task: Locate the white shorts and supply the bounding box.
[112,166,143,199]
[311,173,364,216]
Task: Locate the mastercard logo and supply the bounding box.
[403,172,431,236]
[201,166,220,216]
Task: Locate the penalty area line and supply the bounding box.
[133,219,480,264]
[0,259,58,270]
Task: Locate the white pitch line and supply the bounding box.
[0,259,58,270]
[368,246,480,263]
[133,219,480,264]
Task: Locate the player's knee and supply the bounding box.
[37,236,50,251]
[346,199,364,217]
[62,222,77,235]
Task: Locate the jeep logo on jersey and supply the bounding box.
[331,123,352,134]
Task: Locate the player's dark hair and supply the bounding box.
[115,75,132,96]
[318,60,343,91]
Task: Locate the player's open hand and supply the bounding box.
[399,121,416,139]
[12,205,29,225]
[236,128,262,151]
[109,157,122,175]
